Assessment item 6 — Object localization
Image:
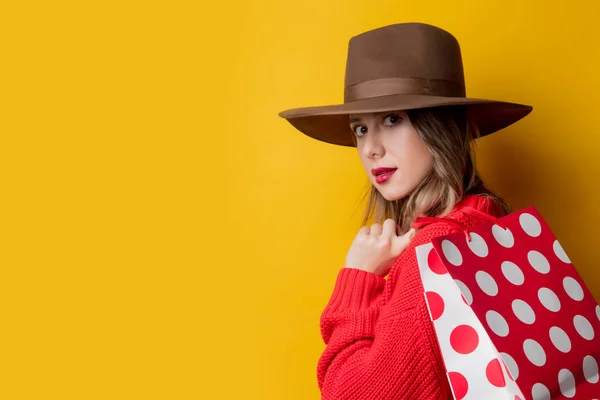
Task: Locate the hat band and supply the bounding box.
[344,77,466,102]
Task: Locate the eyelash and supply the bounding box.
[351,113,402,137]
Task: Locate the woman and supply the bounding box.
[278,23,532,399]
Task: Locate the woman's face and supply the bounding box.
[349,110,434,201]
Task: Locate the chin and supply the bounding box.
[379,188,410,201]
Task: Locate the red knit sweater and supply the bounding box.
[317,194,504,399]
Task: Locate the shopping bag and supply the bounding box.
[416,206,600,400]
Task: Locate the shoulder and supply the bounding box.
[449,194,505,217]
[447,194,506,229]
[408,194,502,249]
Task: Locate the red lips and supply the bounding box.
[372,167,398,184]
[371,167,397,176]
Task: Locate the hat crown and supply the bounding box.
[344,23,466,101]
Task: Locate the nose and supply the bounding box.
[361,130,385,159]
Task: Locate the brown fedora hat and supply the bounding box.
[278,22,533,147]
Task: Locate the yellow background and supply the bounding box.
[1,0,599,399]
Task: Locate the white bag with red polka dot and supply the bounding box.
[416,206,600,400]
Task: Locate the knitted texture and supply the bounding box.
[317,194,503,399]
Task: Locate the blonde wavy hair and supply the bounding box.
[351,106,511,233]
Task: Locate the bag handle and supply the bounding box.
[412,216,471,241]
[411,207,507,243]
[461,207,508,230]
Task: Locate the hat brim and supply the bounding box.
[278,94,533,147]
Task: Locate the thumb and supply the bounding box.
[391,228,416,255]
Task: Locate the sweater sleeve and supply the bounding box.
[319,267,386,340]
[317,223,458,400]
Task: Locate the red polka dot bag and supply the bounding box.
[415,206,600,400]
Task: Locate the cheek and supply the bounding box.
[398,130,433,176]
[356,148,369,170]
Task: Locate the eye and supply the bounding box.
[383,113,402,126]
[352,125,368,137]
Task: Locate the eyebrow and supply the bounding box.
[349,112,391,124]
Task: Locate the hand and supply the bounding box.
[344,219,416,277]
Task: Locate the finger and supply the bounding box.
[358,225,370,236]
[369,223,382,237]
[382,218,397,239]
[391,228,416,254]
[396,224,404,236]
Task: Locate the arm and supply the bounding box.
[318,267,386,356]
[317,223,458,400]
